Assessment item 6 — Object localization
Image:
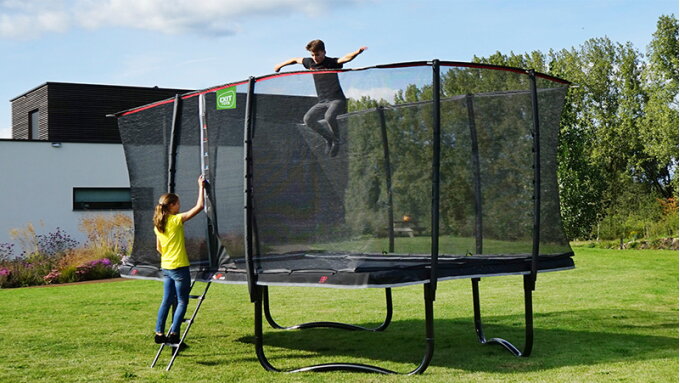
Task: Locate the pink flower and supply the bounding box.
[43,269,61,283]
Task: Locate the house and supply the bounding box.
[1,82,191,252]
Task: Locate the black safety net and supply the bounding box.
[116,61,573,287]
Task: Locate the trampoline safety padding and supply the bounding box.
[114,60,573,374]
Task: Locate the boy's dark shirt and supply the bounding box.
[302,57,345,102]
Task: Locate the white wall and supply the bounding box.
[0,140,131,252]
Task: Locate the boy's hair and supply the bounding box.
[306,39,325,52]
[153,193,179,233]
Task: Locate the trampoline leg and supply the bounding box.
[471,276,534,357]
[252,284,435,374]
[255,294,280,372]
[263,286,393,331]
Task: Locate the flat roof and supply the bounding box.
[10,81,192,102]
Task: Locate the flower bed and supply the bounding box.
[0,214,132,288]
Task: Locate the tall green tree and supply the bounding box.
[547,46,608,239]
[343,15,679,241]
[640,15,678,198]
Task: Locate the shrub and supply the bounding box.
[595,196,678,242]
[1,217,129,288]
[57,266,78,284]
[36,227,80,258]
[43,269,61,285]
[75,258,119,281]
[43,259,119,285]
[0,243,15,261]
[7,224,78,263]
[79,214,133,257]
[9,223,39,257]
[57,248,100,270]
[648,197,679,238]
[0,267,10,286]
[2,260,54,288]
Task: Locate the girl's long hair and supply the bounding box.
[153,193,179,233]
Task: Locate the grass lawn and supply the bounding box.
[0,247,677,383]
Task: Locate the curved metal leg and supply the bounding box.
[254,284,435,374]
[263,285,393,332]
[471,276,533,357]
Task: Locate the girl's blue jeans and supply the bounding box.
[155,266,191,334]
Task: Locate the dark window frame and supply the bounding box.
[73,187,132,210]
[29,109,40,139]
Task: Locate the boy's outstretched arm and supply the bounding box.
[274,57,304,72]
[337,46,367,65]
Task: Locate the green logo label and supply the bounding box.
[216,87,237,110]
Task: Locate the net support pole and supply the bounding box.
[430,59,441,299]
[466,94,483,255]
[470,74,538,356]
[528,70,540,290]
[167,94,182,193]
[244,77,258,302]
[377,106,395,253]
[198,94,219,269]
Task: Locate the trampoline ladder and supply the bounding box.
[150,280,212,371]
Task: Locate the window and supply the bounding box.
[29,109,40,139]
[73,188,132,210]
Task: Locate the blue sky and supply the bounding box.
[0,0,677,138]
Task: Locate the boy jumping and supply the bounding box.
[274,40,367,156]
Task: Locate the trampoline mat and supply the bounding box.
[124,251,575,288]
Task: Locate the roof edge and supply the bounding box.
[10,81,192,102]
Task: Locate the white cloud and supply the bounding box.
[0,1,69,39]
[344,86,398,103]
[0,0,371,39]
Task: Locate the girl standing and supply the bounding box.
[152,175,205,344]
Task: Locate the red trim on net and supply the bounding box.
[183,80,250,99]
[119,80,250,116]
[254,70,342,82]
[120,99,175,116]
[439,61,571,85]
[117,60,570,117]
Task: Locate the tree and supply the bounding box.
[342,16,680,242]
[640,15,679,198]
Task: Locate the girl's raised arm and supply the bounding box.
[180,175,205,222]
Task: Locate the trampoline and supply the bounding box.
[114,60,574,374]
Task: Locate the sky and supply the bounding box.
[0,0,677,139]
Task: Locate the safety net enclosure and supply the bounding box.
[116,60,573,287]
[116,60,573,374]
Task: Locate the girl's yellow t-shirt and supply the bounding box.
[154,214,190,269]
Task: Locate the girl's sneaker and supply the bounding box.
[154,333,166,344]
[167,332,180,345]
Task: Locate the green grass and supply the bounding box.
[306,234,570,255]
[0,247,677,382]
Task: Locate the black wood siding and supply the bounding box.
[11,83,191,143]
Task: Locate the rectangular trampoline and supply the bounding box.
[115,60,574,374]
